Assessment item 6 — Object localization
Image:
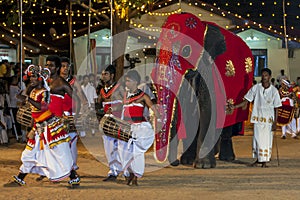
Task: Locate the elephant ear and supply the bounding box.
[203,23,226,60]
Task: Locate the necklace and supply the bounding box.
[101,82,118,99]
[124,89,144,104]
[104,82,116,92]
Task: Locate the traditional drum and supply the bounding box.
[277,104,295,126]
[16,104,33,127]
[99,115,133,142]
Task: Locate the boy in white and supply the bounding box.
[232,68,281,167]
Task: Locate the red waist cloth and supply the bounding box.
[49,94,64,117]
[63,94,76,113]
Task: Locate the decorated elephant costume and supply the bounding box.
[151,13,254,168]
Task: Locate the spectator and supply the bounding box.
[0,92,8,146]
[9,76,22,138]
[276,69,288,88]
[0,60,8,77]
[81,75,97,109]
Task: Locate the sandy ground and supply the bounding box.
[1,128,300,200]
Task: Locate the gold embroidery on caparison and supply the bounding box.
[245,57,253,73]
[225,60,235,77]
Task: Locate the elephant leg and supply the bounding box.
[181,131,198,165]
[193,108,217,169]
[168,104,180,166]
[193,130,217,168]
[218,126,235,161]
[168,127,179,166]
[192,70,218,169]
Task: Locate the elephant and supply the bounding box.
[151,12,254,168]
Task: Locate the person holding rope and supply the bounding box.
[230,68,281,168]
[278,79,298,139]
[5,65,74,187]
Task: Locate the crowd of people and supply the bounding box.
[1,56,158,187]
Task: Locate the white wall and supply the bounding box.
[238,29,298,82]
[0,48,16,62]
[73,36,89,75]
[289,49,300,82]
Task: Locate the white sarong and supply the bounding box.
[253,124,273,162]
[19,133,73,181]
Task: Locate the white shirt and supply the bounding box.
[244,83,282,124]
[9,85,20,108]
[81,83,97,107]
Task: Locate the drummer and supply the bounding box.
[292,81,300,134]
[7,65,74,187]
[60,57,89,171]
[279,79,298,139]
[118,70,161,186]
[44,55,81,186]
[98,64,126,182]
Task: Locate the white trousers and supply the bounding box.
[282,118,297,137]
[118,122,154,178]
[103,135,123,176]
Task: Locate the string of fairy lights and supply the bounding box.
[0,0,299,54]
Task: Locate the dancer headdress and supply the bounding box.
[23,64,51,91]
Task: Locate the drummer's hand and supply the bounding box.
[27,129,36,140]
[106,107,113,114]
[17,93,27,102]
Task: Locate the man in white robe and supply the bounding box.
[232,68,281,167]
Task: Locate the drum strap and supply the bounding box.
[34,110,52,122]
[117,128,121,140]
